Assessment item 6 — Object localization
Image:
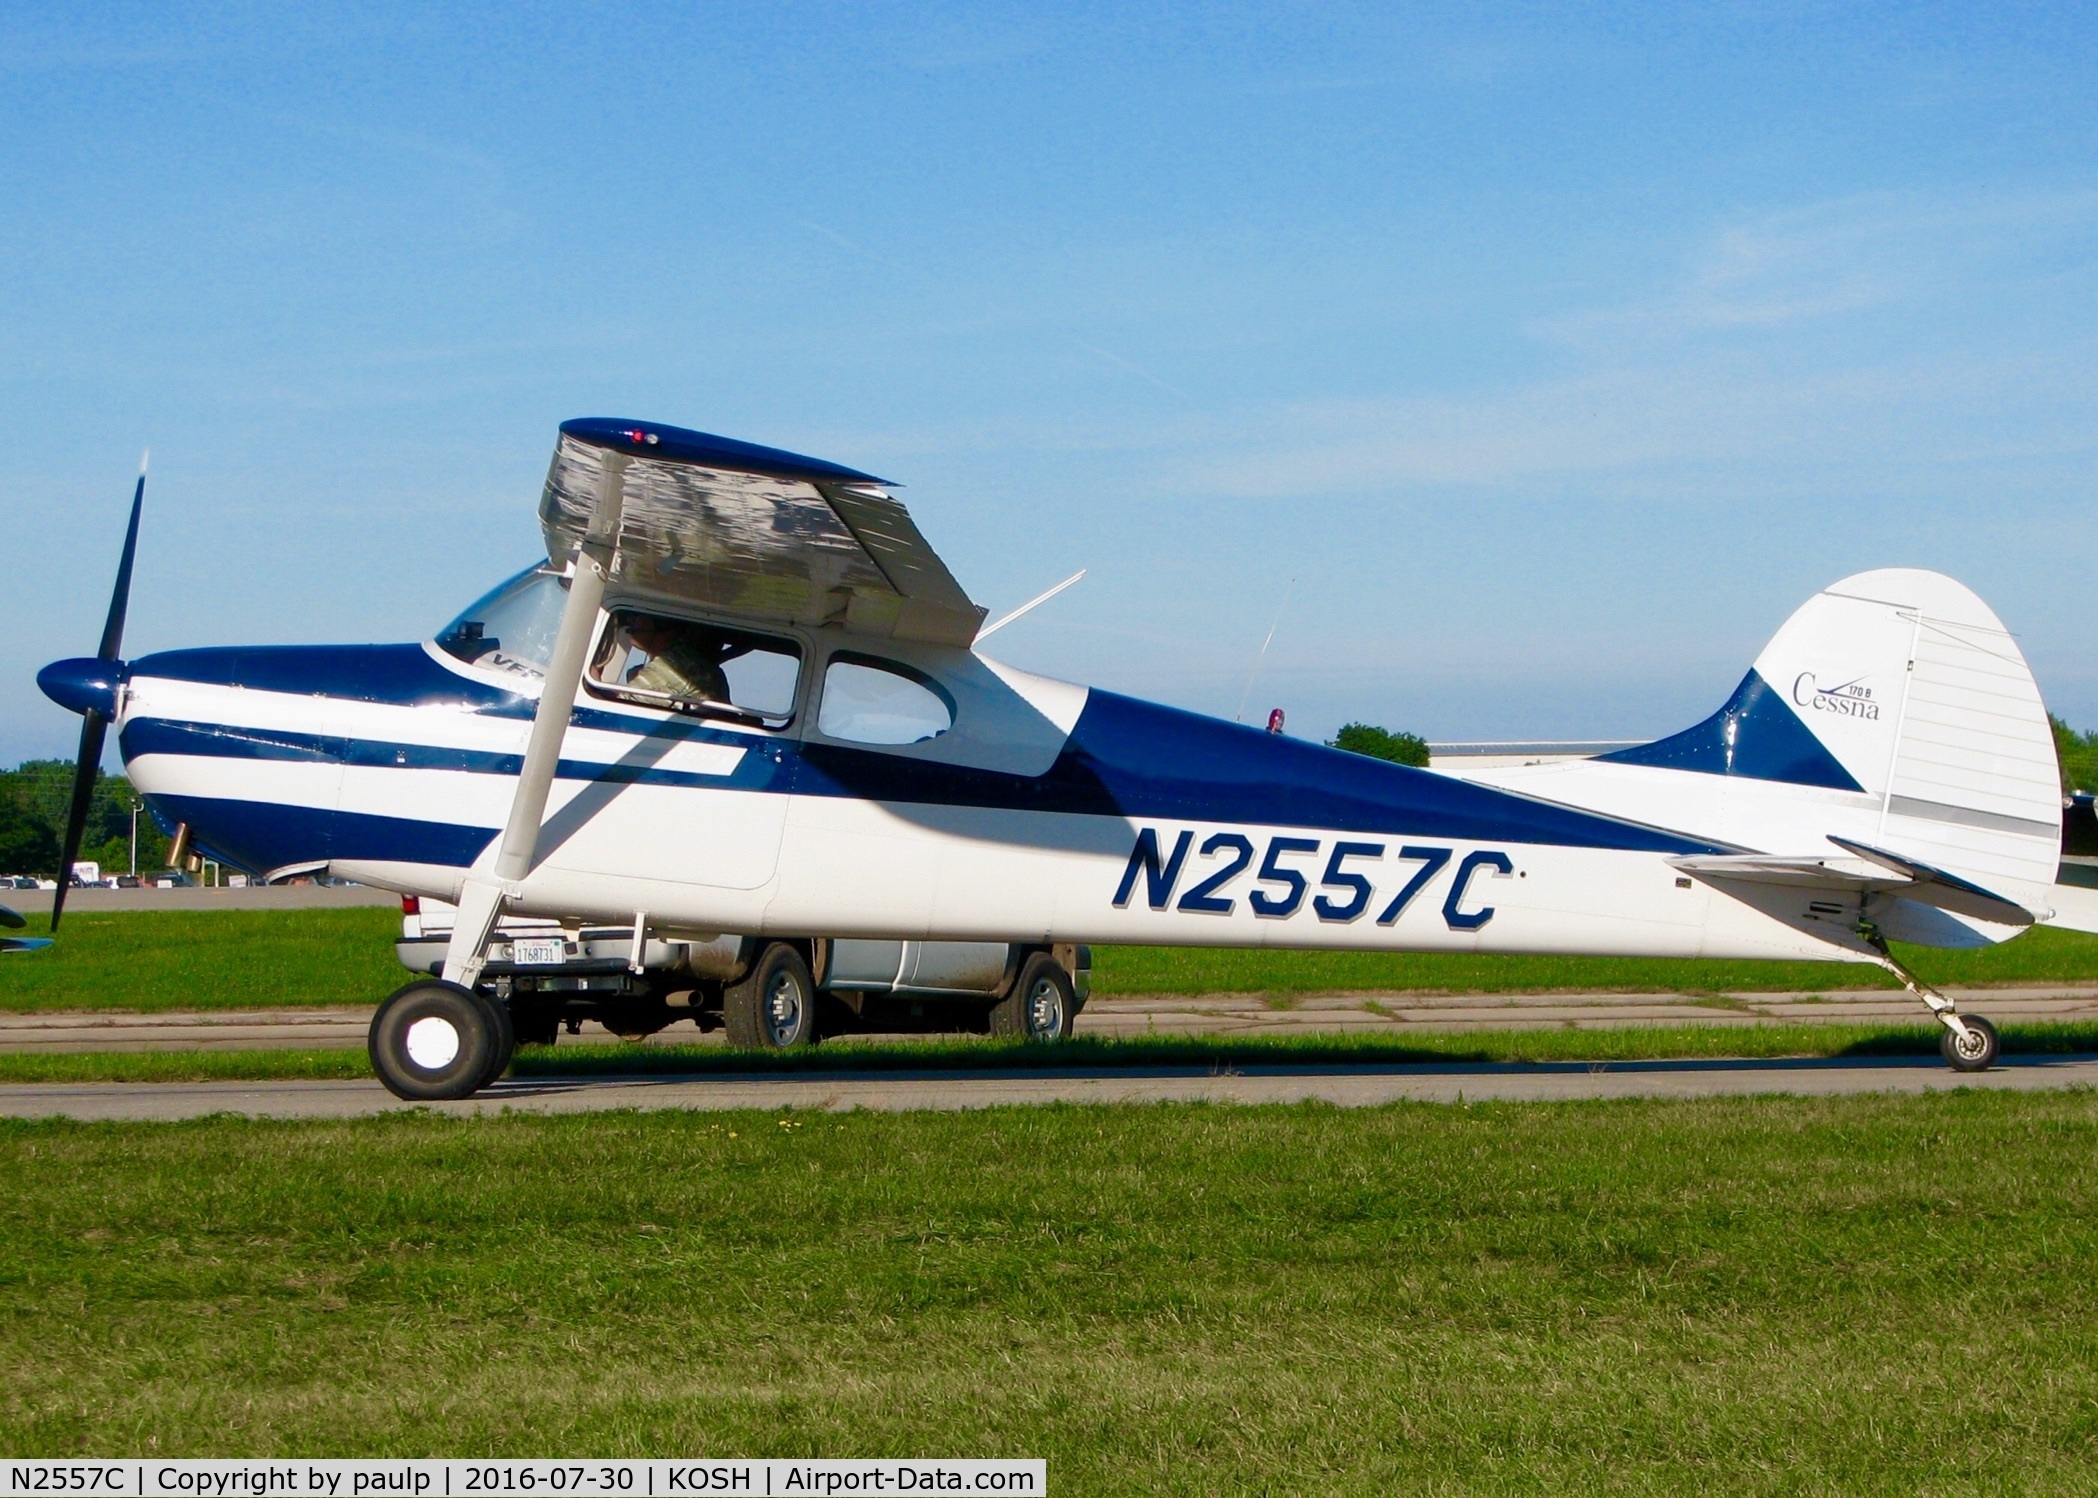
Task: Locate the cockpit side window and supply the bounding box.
[817,654,955,745]
[586,609,802,728]
[437,564,569,678]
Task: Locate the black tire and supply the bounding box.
[1941,1014,2000,1072]
[723,943,821,1049]
[477,989,516,1087]
[989,952,1075,1042]
[369,980,500,1100]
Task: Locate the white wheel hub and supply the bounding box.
[764,971,804,1040]
[405,1014,462,1070]
[1029,982,1064,1037]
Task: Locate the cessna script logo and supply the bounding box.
[1793,672,1881,720]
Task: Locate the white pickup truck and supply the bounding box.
[397,898,1090,1049]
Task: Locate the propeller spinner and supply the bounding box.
[34,457,147,932]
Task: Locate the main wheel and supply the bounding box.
[477,989,516,1088]
[369,980,502,1100]
[989,952,1075,1042]
[723,943,820,1049]
[1940,1014,1999,1072]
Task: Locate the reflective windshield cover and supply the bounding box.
[437,563,569,677]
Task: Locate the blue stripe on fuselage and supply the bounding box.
[145,793,498,876]
[120,716,788,794]
[131,643,509,708]
[125,643,1728,862]
[799,690,1725,855]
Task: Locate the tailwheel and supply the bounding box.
[369,980,503,1100]
[1861,925,2001,1075]
[1940,1014,1999,1073]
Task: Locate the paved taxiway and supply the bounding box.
[9,984,2096,1052]
[5,1053,2094,1121]
[3,884,397,915]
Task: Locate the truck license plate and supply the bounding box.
[511,937,566,966]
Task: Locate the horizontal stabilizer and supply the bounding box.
[1672,835,2037,929]
[0,937,53,955]
[1823,836,2036,927]
[1667,852,1909,892]
[2039,882,2098,935]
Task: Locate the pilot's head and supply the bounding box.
[624,616,680,655]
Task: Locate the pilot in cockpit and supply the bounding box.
[620,615,734,704]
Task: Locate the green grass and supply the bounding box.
[3,909,2096,1013]
[1094,923,2098,996]
[0,908,403,1012]
[6,1020,2098,1084]
[0,1049,376,1083]
[4,1094,2098,1490]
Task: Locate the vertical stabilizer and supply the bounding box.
[1609,569,2060,889]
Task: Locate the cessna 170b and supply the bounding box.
[34,418,2098,1097]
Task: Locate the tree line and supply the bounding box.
[0,761,173,879]
[2054,716,2098,797]
[1325,723,1432,767]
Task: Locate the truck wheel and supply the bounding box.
[508,999,562,1049]
[990,952,1075,1042]
[370,980,501,1100]
[724,943,820,1049]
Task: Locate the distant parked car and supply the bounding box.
[2,877,39,890]
[115,875,141,888]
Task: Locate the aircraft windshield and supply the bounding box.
[437,564,569,677]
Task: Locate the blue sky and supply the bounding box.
[4,2,2095,766]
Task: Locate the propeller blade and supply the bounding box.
[96,462,146,662]
[43,458,149,935]
[49,713,108,934]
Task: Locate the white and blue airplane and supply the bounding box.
[34,418,2098,1097]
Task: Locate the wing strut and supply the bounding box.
[440,453,629,991]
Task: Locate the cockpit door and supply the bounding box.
[527,611,803,891]
[528,698,793,890]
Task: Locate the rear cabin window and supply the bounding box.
[588,611,801,727]
[818,655,954,745]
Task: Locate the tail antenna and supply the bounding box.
[1235,577,1294,724]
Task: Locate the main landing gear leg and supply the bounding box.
[1861,926,1999,1073]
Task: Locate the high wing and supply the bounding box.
[538,417,987,647]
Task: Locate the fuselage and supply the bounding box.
[112,605,1879,968]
